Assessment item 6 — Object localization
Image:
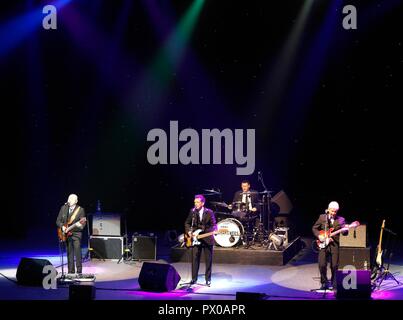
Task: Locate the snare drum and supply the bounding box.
[214,218,244,247]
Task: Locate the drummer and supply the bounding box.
[228,180,259,214]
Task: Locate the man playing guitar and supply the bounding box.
[56,194,86,275]
[184,194,217,286]
[312,201,348,290]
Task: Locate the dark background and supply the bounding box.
[1,0,402,250]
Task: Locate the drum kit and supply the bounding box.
[209,194,275,250]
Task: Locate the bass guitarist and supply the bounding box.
[184,194,217,286]
[56,194,86,275]
[312,201,348,290]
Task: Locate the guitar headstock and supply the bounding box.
[350,221,360,228]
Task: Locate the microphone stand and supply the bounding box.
[118,212,131,264]
[181,209,196,291]
[258,171,272,233]
[58,204,69,284]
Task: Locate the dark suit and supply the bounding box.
[185,207,217,283]
[56,205,86,274]
[312,214,346,287]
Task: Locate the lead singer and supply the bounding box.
[184,194,217,286]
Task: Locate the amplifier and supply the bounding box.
[340,224,367,248]
[132,235,157,260]
[92,213,121,236]
[274,227,289,246]
[89,236,123,260]
[339,247,371,270]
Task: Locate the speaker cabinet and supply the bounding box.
[89,236,123,260]
[132,235,157,260]
[339,247,371,270]
[92,213,121,236]
[16,258,54,286]
[69,283,96,300]
[138,262,181,292]
[336,270,371,299]
[340,225,367,248]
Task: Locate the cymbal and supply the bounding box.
[204,189,222,194]
[210,201,229,208]
[214,211,232,216]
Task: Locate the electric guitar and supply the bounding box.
[316,221,360,249]
[371,219,386,279]
[57,217,86,242]
[184,229,221,248]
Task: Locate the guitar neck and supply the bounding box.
[377,220,385,253]
[197,231,216,239]
[329,224,357,237]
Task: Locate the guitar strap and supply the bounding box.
[67,206,81,225]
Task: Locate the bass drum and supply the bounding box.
[214,218,244,247]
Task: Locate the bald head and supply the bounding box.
[67,194,78,207]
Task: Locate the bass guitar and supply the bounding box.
[57,217,86,242]
[184,229,222,248]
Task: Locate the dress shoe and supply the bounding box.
[190,279,197,285]
[206,280,211,287]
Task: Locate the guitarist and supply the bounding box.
[312,201,347,290]
[184,194,217,286]
[56,194,86,275]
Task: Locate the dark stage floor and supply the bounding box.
[1,237,402,300]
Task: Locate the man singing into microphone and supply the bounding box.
[184,195,217,286]
[312,201,347,290]
[56,194,86,275]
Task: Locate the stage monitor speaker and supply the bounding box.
[340,225,367,248]
[89,236,123,259]
[138,262,181,292]
[16,257,54,286]
[69,283,96,300]
[336,270,371,299]
[271,190,293,215]
[236,292,266,300]
[132,235,157,260]
[339,247,370,270]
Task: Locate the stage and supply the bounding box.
[1,238,402,300]
[170,237,304,266]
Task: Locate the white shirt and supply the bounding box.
[241,193,252,210]
[69,205,76,215]
[199,207,204,221]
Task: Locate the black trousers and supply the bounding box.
[192,242,213,282]
[318,243,339,286]
[67,235,82,273]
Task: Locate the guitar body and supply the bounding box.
[57,217,86,242]
[316,228,334,249]
[57,224,72,242]
[184,229,202,248]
